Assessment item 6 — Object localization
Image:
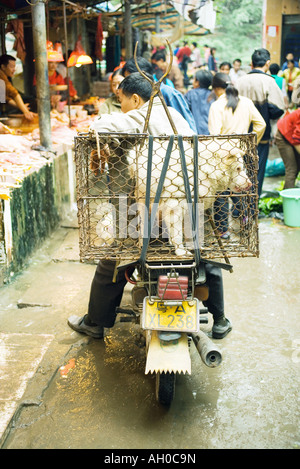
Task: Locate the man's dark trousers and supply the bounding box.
[87,260,225,327]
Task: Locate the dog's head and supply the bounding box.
[220,152,252,193]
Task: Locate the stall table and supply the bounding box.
[0,110,96,283]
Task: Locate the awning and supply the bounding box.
[0,0,215,48]
[129,0,215,46]
[171,0,216,32]
[0,0,215,34]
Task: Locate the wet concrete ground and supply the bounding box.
[0,192,300,449]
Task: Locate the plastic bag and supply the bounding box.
[265,158,285,177]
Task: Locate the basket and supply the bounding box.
[74,132,259,264]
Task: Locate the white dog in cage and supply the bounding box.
[127,136,252,256]
[91,101,252,257]
[92,136,252,256]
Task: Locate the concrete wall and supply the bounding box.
[0,147,75,283]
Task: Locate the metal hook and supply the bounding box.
[133,39,178,134]
[133,40,173,86]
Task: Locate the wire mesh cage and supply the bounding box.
[0,200,5,265]
[74,131,259,264]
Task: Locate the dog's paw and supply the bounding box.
[175,247,193,257]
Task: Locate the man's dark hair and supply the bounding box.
[0,54,16,67]
[233,58,242,64]
[220,61,232,70]
[251,48,270,68]
[118,72,153,102]
[111,68,123,79]
[195,69,213,89]
[152,51,166,62]
[122,57,153,76]
[269,63,280,75]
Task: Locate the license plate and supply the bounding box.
[142,297,199,332]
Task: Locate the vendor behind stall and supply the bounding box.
[98,68,124,116]
[47,60,79,109]
[0,54,35,121]
[33,53,79,110]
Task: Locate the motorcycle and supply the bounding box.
[74,41,258,406]
[75,129,257,406]
[118,258,224,406]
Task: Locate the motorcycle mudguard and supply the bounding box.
[145,331,191,375]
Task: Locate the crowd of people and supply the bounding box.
[97,42,299,194]
[166,44,299,193]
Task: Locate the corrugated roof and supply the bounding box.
[0,0,214,37]
[130,1,213,36]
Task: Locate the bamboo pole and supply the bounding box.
[124,0,132,60]
[31,0,52,150]
[63,0,71,127]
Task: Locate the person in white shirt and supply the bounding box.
[190,42,202,69]
[229,59,245,86]
[235,48,285,196]
[208,74,266,139]
[208,72,266,238]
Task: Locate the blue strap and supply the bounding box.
[142,134,153,238]
[139,134,201,266]
[193,134,201,266]
[177,135,201,266]
[139,135,174,263]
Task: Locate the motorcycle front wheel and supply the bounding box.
[155,371,176,406]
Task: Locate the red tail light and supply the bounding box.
[158,275,188,300]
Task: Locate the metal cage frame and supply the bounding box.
[74,131,259,266]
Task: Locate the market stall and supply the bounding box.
[0,106,99,282]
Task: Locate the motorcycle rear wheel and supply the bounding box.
[155,372,176,406]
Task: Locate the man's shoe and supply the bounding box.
[212,316,232,339]
[67,315,104,339]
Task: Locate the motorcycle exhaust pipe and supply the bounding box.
[191,331,222,368]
